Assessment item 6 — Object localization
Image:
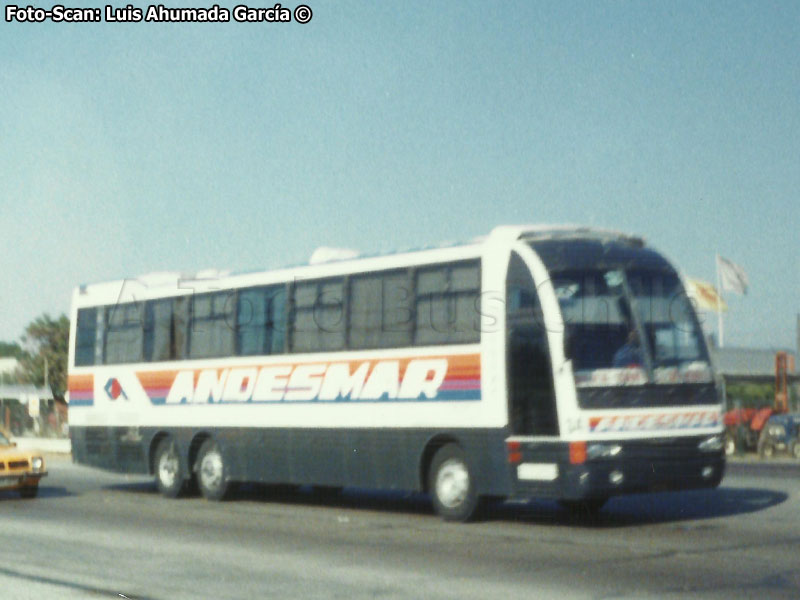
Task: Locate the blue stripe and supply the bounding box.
[69,399,94,407]
[148,393,481,406]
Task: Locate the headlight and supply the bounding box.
[31,457,44,472]
[698,435,724,452]
[587,443,622,459]
[768,425,786,438]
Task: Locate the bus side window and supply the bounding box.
[144,299,173,362]
[349,270,413,349]
[414,261,480,346]
[291,278,346,352]
[172,297,189,360]
[267,287,287,354]
[75,308,98,366]
[104,302,144,364]
[143,297,189,362]
[237,285,287,356]
[188,292,236,359]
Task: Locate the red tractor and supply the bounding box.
[723,351,794,456]
[723,406,775,455]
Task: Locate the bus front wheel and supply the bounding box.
[196,439,231,501]
[428,444,481,522]
[19,484,39,499]
[154,438,185,498]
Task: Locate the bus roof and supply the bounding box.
[73,224,647,304]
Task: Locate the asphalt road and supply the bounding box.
[1,458,799,600]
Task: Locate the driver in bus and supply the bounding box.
[613,328,643,367]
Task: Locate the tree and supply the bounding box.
[16,313,70,398]
[0,341,25,384]
[0,341,25,359]
[725,381,775,410]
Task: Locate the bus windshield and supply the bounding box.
[627,269,711,382]
[552,268,711,388]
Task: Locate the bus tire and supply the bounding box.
[19,484,39,499]
[154,438,185,498]
[428,444,481,522]
[196,439,231,501]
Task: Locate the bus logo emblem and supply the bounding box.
[104,377,129,401]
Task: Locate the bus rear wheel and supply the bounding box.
[154,438,185,498]
[428,444,481,522]
[196,440,231,501]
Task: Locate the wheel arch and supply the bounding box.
[419,433,462,493]
[148,431,172,475]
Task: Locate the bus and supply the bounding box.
[67,225,724,521]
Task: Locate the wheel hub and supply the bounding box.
[158,448,178,488]
[435,458,469,508]
[200,450,224,491]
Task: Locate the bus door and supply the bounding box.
[505,252,559,436]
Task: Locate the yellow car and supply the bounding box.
[0,428,47,498]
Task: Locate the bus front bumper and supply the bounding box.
[509,436,725,501]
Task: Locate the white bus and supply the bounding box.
[67,225,724,521]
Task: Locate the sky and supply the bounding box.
[1,1,798,352]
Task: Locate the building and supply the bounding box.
[710,346,798,410]
[0,357,20,378]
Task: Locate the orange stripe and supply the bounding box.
[68,374,93,392]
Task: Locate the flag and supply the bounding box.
[717,255,749,295]
[686,278,727,312]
